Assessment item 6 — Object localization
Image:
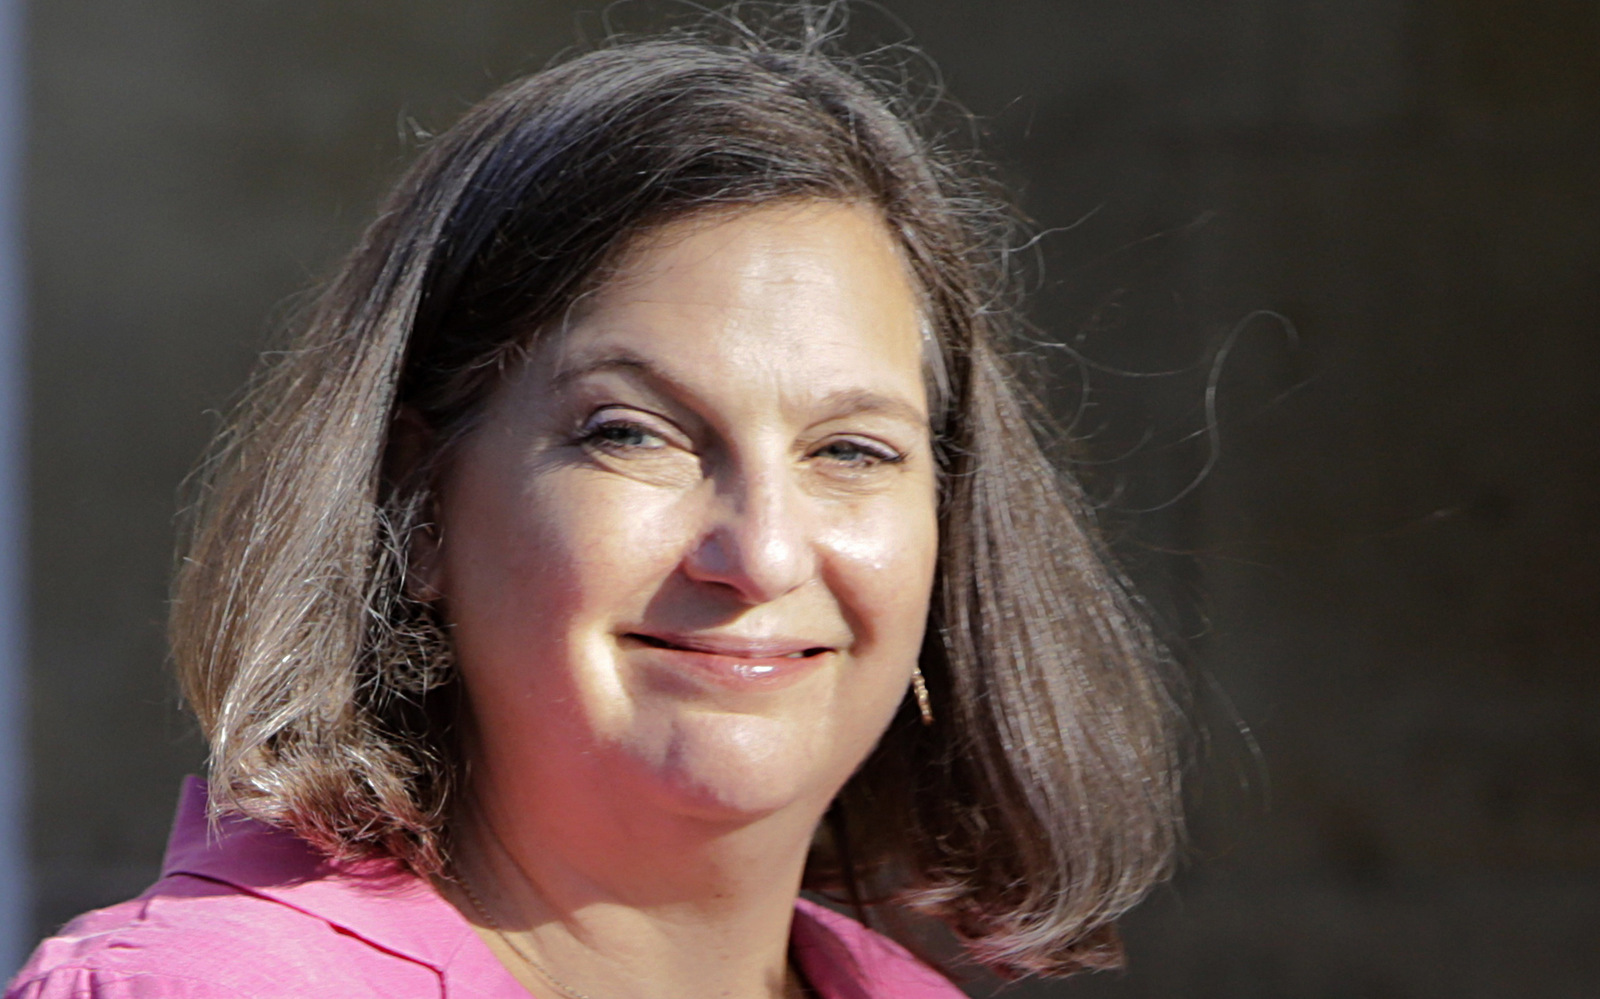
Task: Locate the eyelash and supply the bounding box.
[809,437,906,468]
[577,415,668,452]
[575,411,907,468]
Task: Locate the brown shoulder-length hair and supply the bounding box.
[171,10,1183,981]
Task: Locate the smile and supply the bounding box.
[623,632,835,689]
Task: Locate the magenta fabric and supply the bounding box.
[8,779,965,999]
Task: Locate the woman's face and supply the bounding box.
[427,201,938,830]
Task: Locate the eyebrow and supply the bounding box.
[808,387,930,430]
[550,349,931,430]
[549,350,654,390]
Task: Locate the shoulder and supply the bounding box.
[791,900,966,999]
[6,874,441,999]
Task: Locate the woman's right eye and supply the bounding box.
[577,414,670,453]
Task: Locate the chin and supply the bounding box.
[614,708,849,824]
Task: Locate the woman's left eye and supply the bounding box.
[810,438,904,467]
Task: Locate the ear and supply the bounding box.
[387,405,446,603]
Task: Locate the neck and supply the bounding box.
[443,771,825,999]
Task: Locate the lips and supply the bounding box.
[623,631,834,689]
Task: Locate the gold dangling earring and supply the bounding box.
[911,664,934,726]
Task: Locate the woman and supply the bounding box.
[10,14,1182,999]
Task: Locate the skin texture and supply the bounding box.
[422,201,939,999]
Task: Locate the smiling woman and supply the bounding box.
[9,8,1183,999]
[431,205,939,841]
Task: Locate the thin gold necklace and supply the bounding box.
[453,868,597,999]
[451,868,809,999]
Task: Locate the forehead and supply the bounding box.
[544,201,929,407]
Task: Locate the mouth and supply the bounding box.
[626,633,833,659]
[622,631,836,689]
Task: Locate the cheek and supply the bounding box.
[799,493,937,794]
[439,464,691,666]
[520,478,674,598]
[823,489,939,658]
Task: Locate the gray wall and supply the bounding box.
[22,2,1600,996]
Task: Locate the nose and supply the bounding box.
[682,464,816,605]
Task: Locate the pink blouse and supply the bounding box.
[8,779,965,999]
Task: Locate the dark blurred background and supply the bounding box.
[18,1,1600,996]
